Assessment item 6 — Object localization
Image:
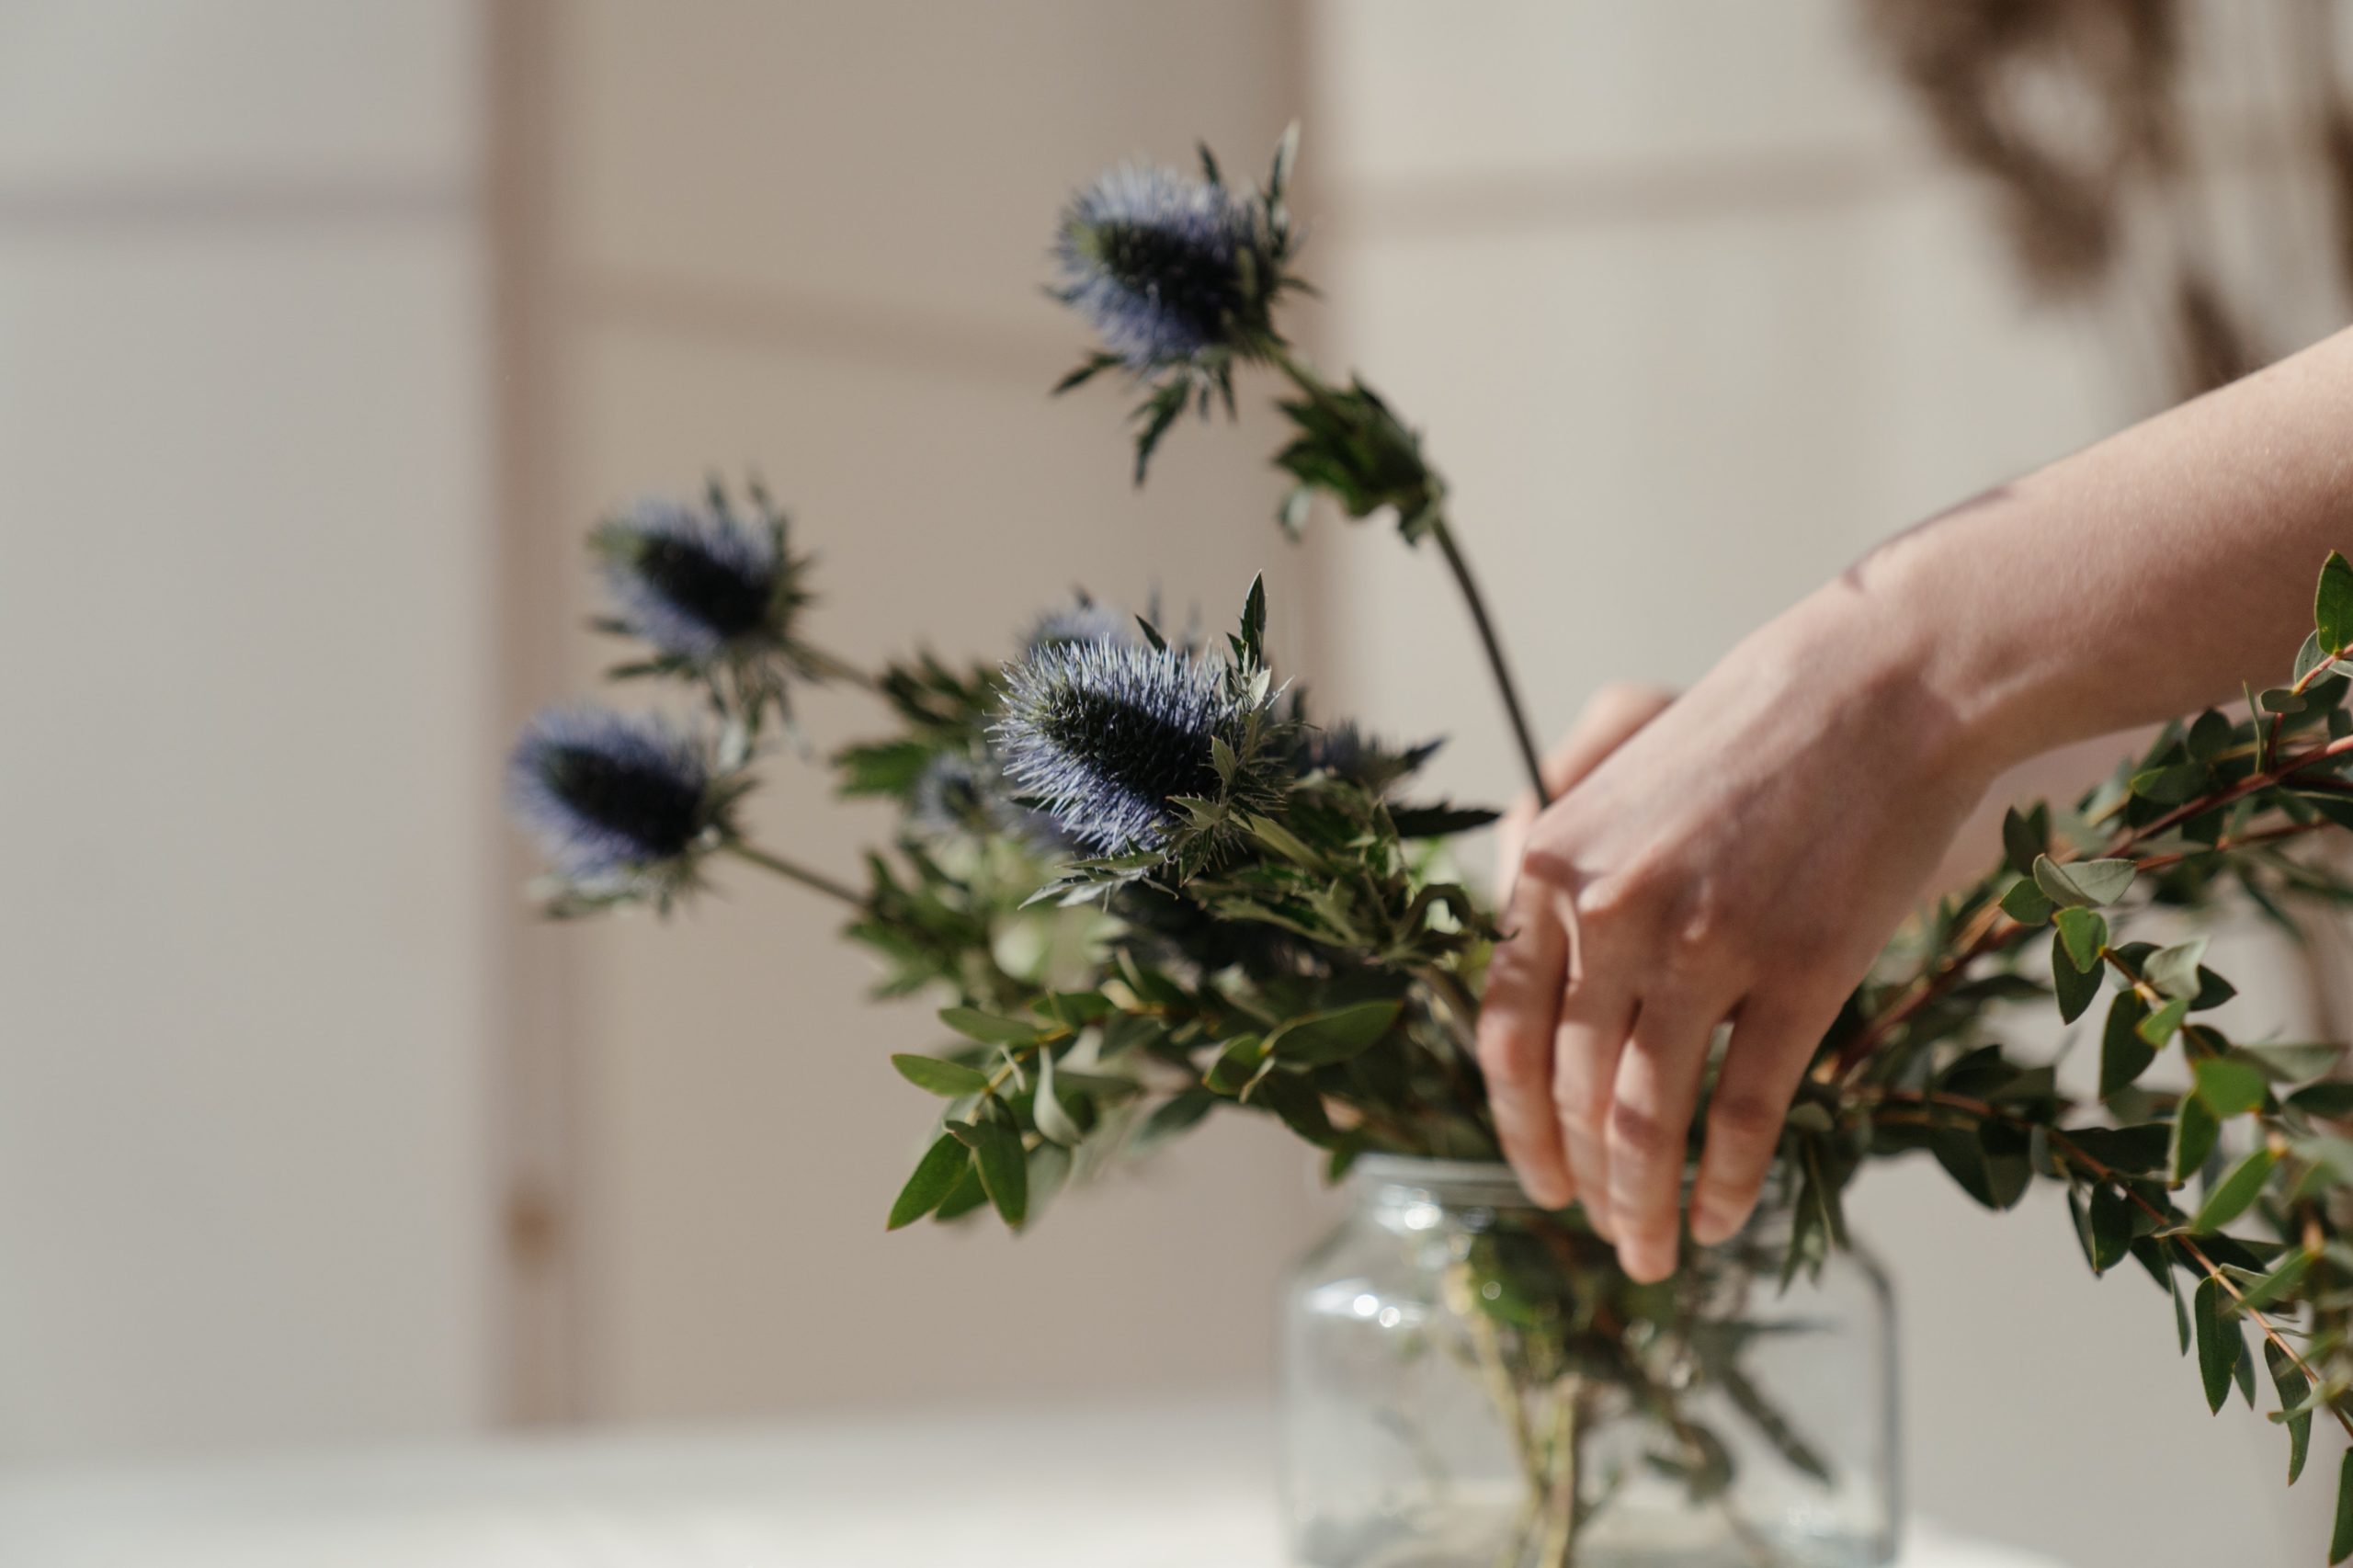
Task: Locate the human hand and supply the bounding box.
[1475,596,2004,1281]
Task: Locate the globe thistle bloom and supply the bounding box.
[910,752,998,838]
[1295,721,1441,790]
[1023,594,1136,657]
[590,485,826,732]
[1051,131,1303,482]
[507,706,737,907]
[1053,164,1274,369]
[994,640,1281,860]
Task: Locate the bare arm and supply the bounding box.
[1477,323,2353,1285]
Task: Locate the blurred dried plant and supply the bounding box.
[1862,0,2353,401]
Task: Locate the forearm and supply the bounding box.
[1803,324,2353,775]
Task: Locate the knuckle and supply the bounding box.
[1550,1075,1608,1131]
[1607,1096,1672,1159]
[1708,1090,1786,1149]
[1586,681,1674,725]
[1573,868,1651,924]
[1475,1030,1542,1086]
[1516,845,1578,895]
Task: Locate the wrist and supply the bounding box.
[1765,573,2039,798]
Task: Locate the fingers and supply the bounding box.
[1474,875,1574,1208]
[1495,685,1676,892]
[1688,990,1841,1245]
[1549,934,1635,1238]
[1606,990,1733,1282]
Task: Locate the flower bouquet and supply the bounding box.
[511,131,2353,1566]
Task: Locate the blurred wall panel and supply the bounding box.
[529,0,1327,1418]
[1305,3,2330,1566]
[0,2,498,1458]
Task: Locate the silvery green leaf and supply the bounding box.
[2033,854,2137,908]
[2143,937,2209,1001]
[1032,1049,1083,1146]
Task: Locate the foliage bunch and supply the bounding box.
[510,132,2353,1562]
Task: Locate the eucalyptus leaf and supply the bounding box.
[938,1006,1043,1047]
[2195,1275,2233,1414]
[891,1053,993,1097]
[2319,550,2353,656]
[1031,1050,1084,1146]
[2268,1341,2314,1485]
[2033,854,2138,908]
[965,1119,1029,1230]
[2195,1054,2268,1119]
[2191,1147,2277,1233]
[886,1133,972,1231]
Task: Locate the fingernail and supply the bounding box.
[1616,1241,1674,1285]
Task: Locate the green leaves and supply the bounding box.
[2334,1449,2353,1564]
[2032,854,2137,909]
[2189,1146,2276,1233]
[886,1133,971,1230]
[2054,907,2108,971]
[1999,877,2054,926]
[891,1054,992,1096]
[952,1118,1029,1230]
[1266,999,1403,1067]
[2136,998,2188,1048]
[1031,1049,1083,1146]
[938,1006,1042,1047]
[2099,994,2156,1099]
[2174,1094,2221,1183]
[2142,937,2207,1001]
[2267,1341,2313,1486]
[2002,804,2050,876]
[2194,1054,2268,1119]
[2194,1275,2238,1414]
[2318,550,2353,656]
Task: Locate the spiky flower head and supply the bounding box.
[1055,165,1271,369]
[590,483,824,730]
[1295,721,1442,792]
[910,751,999,838]
[506,706,744,912]
[1052,130,1303,481]
[995,578,1287,877]
[1023,593,1137,657]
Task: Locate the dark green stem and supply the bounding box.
[1264,346,1551,806]
[722,840,866,907]
[1428,516,1551,808]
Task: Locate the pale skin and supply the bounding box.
[1478,323,2353,1285]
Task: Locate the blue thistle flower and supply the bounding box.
[507,707,733,902]
[1023,595,1136,656]
[910,752,997,838]
[1052,131,1302,481]
[1054,164,1272,369]
[994,640,1278,858]
[594,494,794,663]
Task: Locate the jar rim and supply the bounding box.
[1346,1153,1800,1234]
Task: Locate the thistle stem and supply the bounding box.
[722,840,866,907]
[1429,516,1552,808]
[1264,346,1551,806]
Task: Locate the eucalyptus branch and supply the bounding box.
[1836,725,2353,1078]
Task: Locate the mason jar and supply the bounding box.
[1279,1156,1899,1568]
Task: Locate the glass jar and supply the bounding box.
[1279,1157,1898,1568]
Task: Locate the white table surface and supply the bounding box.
[0,1401,2064,1567]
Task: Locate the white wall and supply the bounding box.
[1302,4,2339,1565]
[0,1,499,1460]
[524,0,1335,1420]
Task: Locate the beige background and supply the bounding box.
[0,4,2345,1564]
